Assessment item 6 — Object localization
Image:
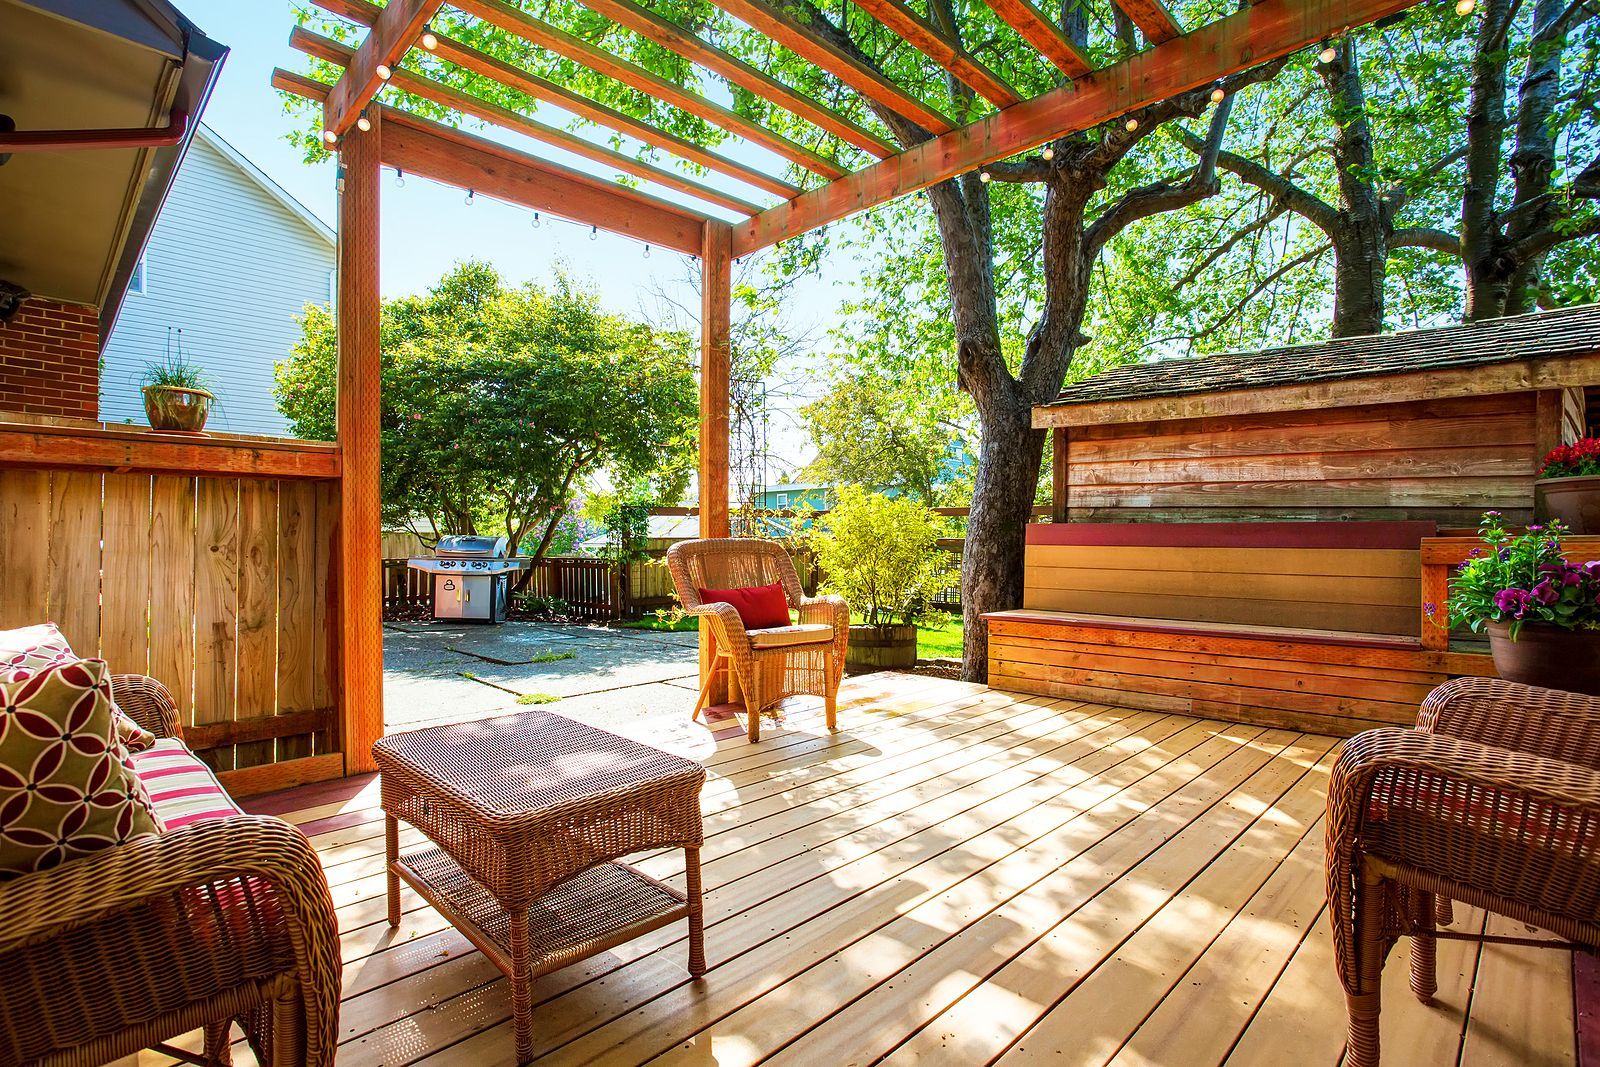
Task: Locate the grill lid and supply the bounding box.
[435,535,509,558]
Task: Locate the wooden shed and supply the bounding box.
[987,305,1600,738]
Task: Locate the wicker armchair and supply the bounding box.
[666,538,849,742]
[1326,677,1600,1067]
[0,674,341,1067]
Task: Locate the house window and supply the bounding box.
[776,493,789,508]
[128,255,147,295]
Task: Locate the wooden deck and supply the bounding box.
[193,672,1573,1066]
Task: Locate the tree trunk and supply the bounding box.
[960,399,1047,681]
[1329,223,1387,337]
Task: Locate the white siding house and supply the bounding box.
[100,125,335,437]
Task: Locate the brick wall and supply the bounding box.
[0,299,101,419]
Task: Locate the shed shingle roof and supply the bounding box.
[1044,303,1600,409]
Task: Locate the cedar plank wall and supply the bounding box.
[0,468,340,791]
[1062,392,1539,525]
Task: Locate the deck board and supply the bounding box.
[181,672,1573,1067]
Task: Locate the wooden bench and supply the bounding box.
[986,521,1494,737]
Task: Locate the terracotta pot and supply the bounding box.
[142,385,214,433]
[1487,621,1600,696]
[845,624,917,671]
[1535,474,1600,535]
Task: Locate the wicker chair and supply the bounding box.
[0,674,342,1067]
[1326,676,1600,1067]
[666,538,849,742]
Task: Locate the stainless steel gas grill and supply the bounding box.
[406,535,532,623]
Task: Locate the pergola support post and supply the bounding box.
[336,107,385,774]
[699,219,732,704]
[1050,427,1068,523]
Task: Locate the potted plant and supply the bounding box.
[809,486,957,670]
[1535,437,1600,534]
[1446,511,1600,694]
[141,329,214,433]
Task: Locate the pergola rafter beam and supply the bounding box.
[561,0,896,158]
[292,29,766,216]
[732,0,1429,255]
[451,0,843,180]
[274,68,709,253]
[1114,0,1184,45]
[846,0,1021,108]
[323,0,443,136]
[313,0,812,196]
[704,0,956,135]
[979,0,1093,78]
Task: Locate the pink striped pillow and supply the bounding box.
[131,739,243,830]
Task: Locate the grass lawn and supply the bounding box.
[622,612,963,661]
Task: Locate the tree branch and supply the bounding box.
[1173,124,1342,235]
[1390,227,1463,255]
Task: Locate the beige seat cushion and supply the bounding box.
[748,623,834,649]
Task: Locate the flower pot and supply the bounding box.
[845,624,917,671]
[142,385,214,433]
[1535,474,1600,534]
[1487,620,1600,696]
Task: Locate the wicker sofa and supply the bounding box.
[0,673,341,1067]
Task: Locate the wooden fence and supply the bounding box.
[0,464,341,787]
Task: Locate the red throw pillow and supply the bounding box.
[698,581,791,629]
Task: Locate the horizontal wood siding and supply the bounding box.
[99,133,335,437]
[0,467,338,773]
[986,613,1495,737]
[1022,543,1423,636]
[1063,392,1539,525]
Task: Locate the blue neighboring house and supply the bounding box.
[99,125,336,437]
[751,482,835,512]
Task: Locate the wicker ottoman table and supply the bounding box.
[372,710,707,1065]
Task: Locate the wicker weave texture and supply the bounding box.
[666,538,848,738]
[0,674,341,1067]
[1325,677,1600,1067]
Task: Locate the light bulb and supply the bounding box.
[394,168,405,188]
[590,225,598,241]
[322,129,338,145]
[978,170,992,183]
[643,244,652,259]
[531,211,541,228]
[420,26,438,50]
[1211,86,1226,103]
[1319,43,1338,63]
[375,63,392,80]
[464,189,475,206]
[1041,146,1054,161]
[356,113,371,133]
[1455,0,1475,12]
[1124,117,1139,131]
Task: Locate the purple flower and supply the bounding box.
[1494,588,1533,618]
[1468,547,1484,558]
[1498,548,1512,562]
[1529,524,1545,533]
[1532,578,1559,606]
[1423,602,1438,618]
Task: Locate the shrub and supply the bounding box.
[809,487,957,628]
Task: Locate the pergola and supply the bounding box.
[274,0,1427,769]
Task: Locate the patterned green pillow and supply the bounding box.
[0,657,160,879]
[0,624,156,753]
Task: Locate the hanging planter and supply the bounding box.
[140,327,215,434]
[1448,511,1600,696]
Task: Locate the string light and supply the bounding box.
[464,189,475,206]
[420,24,439,50]
[375,63,392,80]
[978,170,992,183]
[643,244,652,259]
[322,129,338,145]
[1455,0,1475,12]
[1041,146,1054,161]
[1124,116,1139,131]
[355,109,372,133]
[1210,86,1227,103]
[1318,41,1338,63]
[590,225,597,241]
[531,211,541,228]
[394,168,405,188]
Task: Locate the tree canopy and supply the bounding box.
[275,261,697,566]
